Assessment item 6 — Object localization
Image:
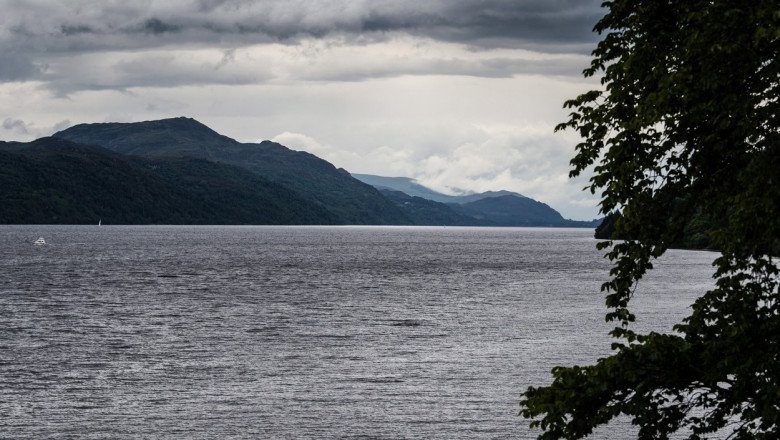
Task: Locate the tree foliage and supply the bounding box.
[521,1,779,438]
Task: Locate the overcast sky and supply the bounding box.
[0,0,605,219]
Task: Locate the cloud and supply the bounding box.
[3,117,30,134]
[51,119,72,132]
[0,51,42,81]
[411,124,573,193]
[289,39,590,82]
[37,48,275,95]
[272,131,326,153]
[0,117,71,139]
[140,17,182,35]
[2,1,602,51]
[0,1,602,87]
[27,37,591,95]
[214,48,236,70]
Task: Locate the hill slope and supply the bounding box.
[0,138,337,225]
[353,174,526,204]
[451,194,565,226]
[352,174,463,203]
[379,189,490,226]
[54,118,410,225]
[355,173,599,227]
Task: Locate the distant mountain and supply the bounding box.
[54,118,410,225]
[450,194,562,226]
[378,189,490,226]
[352,174,526,204]
[49,116,237,158]
[355,173,599,227]
[352,174,462,203]
[452,195,601,227]
[452,190,528,204]
[0,137,337,225]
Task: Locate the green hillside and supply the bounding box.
[54,117,410,225]
[451,194,566,226]
[0,138,337,225]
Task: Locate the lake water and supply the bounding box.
[0,226,717,439]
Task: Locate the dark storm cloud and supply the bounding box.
[140,18,182,35]
[3,0,602,52]
[361,0,602,49]
[59,24,94,36]
[0,51,42,81]
[0,0,603,90]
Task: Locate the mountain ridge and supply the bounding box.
[354,173,598,227]
[54,117,411,225]
[352,173,528,204]
[0,137,337,224]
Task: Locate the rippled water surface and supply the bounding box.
[0,226,716,439]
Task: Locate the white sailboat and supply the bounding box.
[99,219,102,226]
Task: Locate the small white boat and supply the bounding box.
[98,219,102,226]
[34,237,46,246]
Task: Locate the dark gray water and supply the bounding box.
[0,226,715,439]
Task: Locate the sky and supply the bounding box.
[0,0,606,220]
